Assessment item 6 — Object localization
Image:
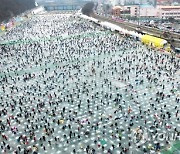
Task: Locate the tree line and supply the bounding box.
[0,0,35,22]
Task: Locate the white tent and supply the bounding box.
[31,6,45,14]
[79,15,99,23]
[100,21,143,38]
[79,15,142,39]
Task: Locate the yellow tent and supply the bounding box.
[0,25,5,31]
[141,35,167,49]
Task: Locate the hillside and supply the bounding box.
[0,0,35,22]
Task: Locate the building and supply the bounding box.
[157,5,180,19]
[121,0,154,5]
[139,5,159,17]
[129,5,158,17]
[123,4,180,19]
[157,0,173,5]
[112,6,122,16]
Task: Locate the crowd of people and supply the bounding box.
[0,12,179,154]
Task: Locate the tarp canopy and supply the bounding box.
[0,25,6,31]
[31,6,45,14]
[79,14,98,23]
[100,21,142,38]
[79,15,142,38]
[100,21,127,32]
[141,35,167,48]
